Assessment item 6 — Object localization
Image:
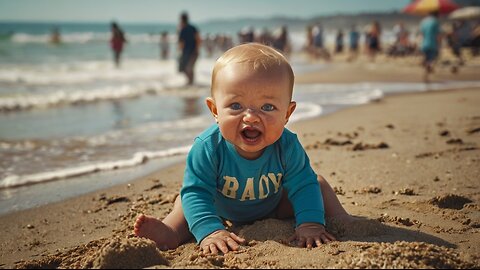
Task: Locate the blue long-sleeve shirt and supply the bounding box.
[180,124,325,243]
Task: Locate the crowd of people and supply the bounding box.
[47,12,479,84]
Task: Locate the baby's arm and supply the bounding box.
[200,230,245,254]
[289,222,336,248]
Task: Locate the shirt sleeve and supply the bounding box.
[282,134,325,227]
[180,138,225,243]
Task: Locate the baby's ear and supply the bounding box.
[285,101,296,124]
[205,97,218,122]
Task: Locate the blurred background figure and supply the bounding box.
[312,23,331,61]
[50,26,61,45]
[419,11,441,82]
[272,25,291,57]
[177,12,201,86]
[347,24,360,61]
[256,27,273,45]
[471,21,480,56]
[335,29,344,54]
[446,21,464,67]
[160,31,169,60]
[110,21,127,68]
[366,20,382,62]
[238,26,255,44]
[387,21,416,57]
[304,24,314,56]
[203,33,215,57]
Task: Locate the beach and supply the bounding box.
[1,54,479,268]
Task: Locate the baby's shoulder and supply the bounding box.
[193,124,223,152]
[279,127,299,145]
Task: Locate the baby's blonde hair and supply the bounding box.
[211,43,294,98]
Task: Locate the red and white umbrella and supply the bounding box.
[403,0,459,15]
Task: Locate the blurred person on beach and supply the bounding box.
[272,25,291,57]
[419,11,441,82]
[50,26,61,45]
[388,22,413,57]
[471,21,480,56]
[204,33,216,58]
[304,25,314,56]
[335,29,344,54]
[312,24,331,61]
[178,12,201,86]
[446,22,464,69]
[366,20,381,62]
[347,25,360,62]
[238,26,255,44]
[133,43,353,254]
[160,31,169,60]
[256,27,273,46]
[110,21,127,68]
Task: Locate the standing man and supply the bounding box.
[420,11,441,82]
[178,12,201,86]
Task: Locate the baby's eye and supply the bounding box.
[230,103,242,110]
[261,104,275,111]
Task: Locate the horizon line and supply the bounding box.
[0,10,407,25]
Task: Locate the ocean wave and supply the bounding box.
[9,32,179,44]
[0,59,180,85]
[0,145,191,189]
[0,79,214,112]
[0,82,165,111]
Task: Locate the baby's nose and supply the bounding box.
[243,108,260,123]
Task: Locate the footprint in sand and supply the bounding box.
[428,194,473,210]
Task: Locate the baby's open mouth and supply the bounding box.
[241,127,261,141]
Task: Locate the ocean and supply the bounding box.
[1,21,479,216]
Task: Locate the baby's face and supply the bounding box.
[207,63,295,160]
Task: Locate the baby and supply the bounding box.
[134,43,351,254]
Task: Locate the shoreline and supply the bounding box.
[2,79,480,217]
[1,86,479,268]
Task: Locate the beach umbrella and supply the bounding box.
[403,0,459,15]
[449,6,480,20]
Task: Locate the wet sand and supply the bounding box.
[1,54,479,269]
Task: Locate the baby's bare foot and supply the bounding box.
[133,214,179,250]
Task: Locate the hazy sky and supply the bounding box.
[0,0,412,23]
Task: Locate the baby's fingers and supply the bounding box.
[306,238,314,249]
[229,232,246,244]
[225,237,241,251]
[296,237,306,247]
[287,233,297,243]
[202,241,228,255]
[202,243,217,255]
[324,231,337,241]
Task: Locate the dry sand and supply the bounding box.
[1,55,479,269]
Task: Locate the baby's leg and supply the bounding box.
[276,174,352,221]
[316,175,352,220]
[133,195,192,250]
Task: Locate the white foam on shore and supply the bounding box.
[10,32,180,44]
[0,81,170,111]
[0,145,191,189]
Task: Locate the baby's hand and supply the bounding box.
[288,222,336,248]
[200,229,245,255]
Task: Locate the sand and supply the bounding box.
[1,53,480,269]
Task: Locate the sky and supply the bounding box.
[0,0,413,23]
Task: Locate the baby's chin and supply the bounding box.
[235,144,266,160]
